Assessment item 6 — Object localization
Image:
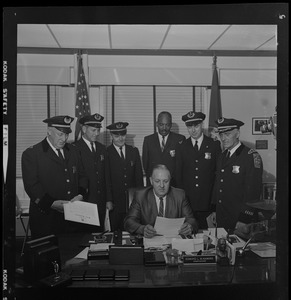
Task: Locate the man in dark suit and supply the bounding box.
[142,111,185,187]
[21,115,88,239]
[74,113,112,232]
[124,164,197,238]
[209,117,263,230]
[175,111,221,229]
[106,122,144,231]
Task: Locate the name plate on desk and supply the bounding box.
[183,254,216,265]
[109,245,144,265]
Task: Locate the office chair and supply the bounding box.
[125,187,137,212]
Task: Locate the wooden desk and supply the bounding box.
[15,233,277,299]
[60,233,276,288]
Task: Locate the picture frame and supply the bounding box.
[252,117,272,135]
[262,182,277,201]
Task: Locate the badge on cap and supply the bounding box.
[187,111,195,118]
[217,118,224,124]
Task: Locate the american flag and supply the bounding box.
[75,54,91,141]
[208,56,222,134]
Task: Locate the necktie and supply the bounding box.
[90,142,96,153]
[57,149,65,161]
[222,150,230,164]
[226,150,230,159]
[161,136,165,152]
[119,146,125,160]
[194,140,198,151]
[158,197,164,217]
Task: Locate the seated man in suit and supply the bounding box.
[124,164,198,238]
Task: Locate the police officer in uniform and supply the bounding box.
[106,122,144,231]
[175,111,221,229]
[209,117,263,230]
[21,115,88,239]
[74,113,112,232]
[142,111,185,187]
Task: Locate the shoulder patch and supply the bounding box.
[248,148,257,154]
[253,153,262,168]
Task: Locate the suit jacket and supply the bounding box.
[211,143,263,230]
[142,131,185,186]
[21,138,88,238]
[175,134,221,211]
[74,138,112,225]
[107,143,144,212]
[124,186,197,235]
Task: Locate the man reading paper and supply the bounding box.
[124,164,198,238]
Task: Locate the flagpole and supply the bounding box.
[208,55,223,146]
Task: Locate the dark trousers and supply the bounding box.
[193,211,211,230]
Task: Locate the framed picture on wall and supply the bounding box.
[252,117,272,135]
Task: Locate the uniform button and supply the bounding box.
[67,191,71,194]
[124,175,127,178]
[125,183,127,186]
[218,200,222,203]
[195,184,199,187]
[221,169,224,172]
[219,189,222,193]
[64,168,68,172]
[195,160,198,163]
[195,168,198,170]
[220,179,223,182]
[97,191,100,194]
[195,176,198,179]
[66,179,70,182]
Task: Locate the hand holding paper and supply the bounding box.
[154,217,185,237]
[63,201,100,226]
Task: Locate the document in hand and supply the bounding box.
[63,201,100,226]
[154,216,185,237]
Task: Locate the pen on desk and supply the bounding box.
[92,230,109,237]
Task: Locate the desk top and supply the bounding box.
[56,233,276,289]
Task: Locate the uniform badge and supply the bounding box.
[72,166,76,173]
[130,160,134,166]
[170,150,175,157]
[116,122,123,129]
[253,153,261,168]
[205,152,211,159]
[232,165,240,174]
[100,154,104,161]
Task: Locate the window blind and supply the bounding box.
[16,85,59,177]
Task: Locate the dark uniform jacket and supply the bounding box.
[211,143,263,230]
[124,186,197,235]
[107,144,144,230]
[175,134,221,212]
[74,138,112,229]
[142,131,185,186]
[21,138,88,238]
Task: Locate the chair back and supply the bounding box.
[125,187,137,212]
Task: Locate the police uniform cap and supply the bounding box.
[43,115,74,134]
[182,111,206,126]
[106,122,129,135]
[215,117,244,133]
[79,113,104,128]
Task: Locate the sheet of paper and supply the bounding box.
[143,235,169,249]
[206,213,216,228]
[171,238,204,253]
[89,243,114,251]
[74,247,89,259]
[63,201,100,226]
[250,242,276,258]
[154,217,185,237]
